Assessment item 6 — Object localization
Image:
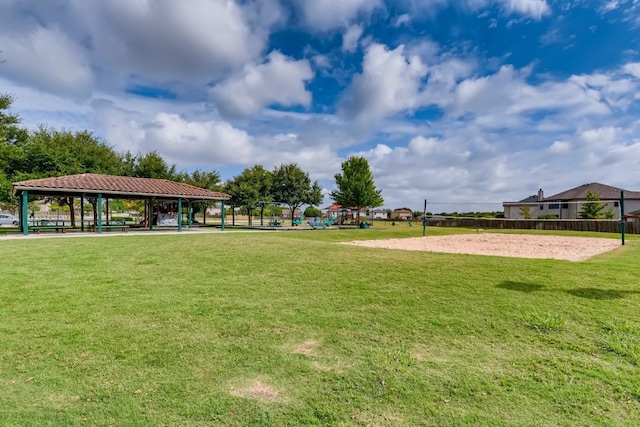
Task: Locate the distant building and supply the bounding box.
[322,204,369,223]
[371,209,387,219]
[503,183,640,219]
[390,208,413,220]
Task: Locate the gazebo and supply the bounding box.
[12,173,231,235]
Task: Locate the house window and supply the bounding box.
[539,205,544,210]
[614,201,619,207]
[562,203,568,209]
[549,204,559,209]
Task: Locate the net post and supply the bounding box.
[422,199,427,237]
[620,190,625,246]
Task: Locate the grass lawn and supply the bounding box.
[1,227,640,426]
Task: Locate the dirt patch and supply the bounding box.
[341,233,621,261]
[229,380,280,402]
[292,339,320,356]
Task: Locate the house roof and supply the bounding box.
[323,204,341,210]
[322,204,367,211]
[12,173,231,200]
[518,195,539,203]
[544,182,640,201]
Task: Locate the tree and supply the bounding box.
[0,94,29,208]
[520,205,532,219]
[175,169,223,221]
[131,151,176,179]
[271,163,322,225]
[0,94,28,146]
[175,169,222,191]
[330,156,384,222]
[578,191,607,219]
[304,206,321,218]
[224,165,272,226]
[20,127,125,226]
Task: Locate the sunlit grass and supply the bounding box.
[1,226,640,426]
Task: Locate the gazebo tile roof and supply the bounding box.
[12,173,230,200]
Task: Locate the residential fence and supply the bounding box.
[425,217,640,234]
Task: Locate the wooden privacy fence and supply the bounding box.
[426,218,640,234]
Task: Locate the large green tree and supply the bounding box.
[271,163,322,225]
[578,191,607,219]
[0,95,28,208]
[19,127,125,226]
[225,165,272,226]
[0,94,28,146]
[330,156,384,222]
[128,150,176,179]
[176,169,223,222]
[175,169,222,191]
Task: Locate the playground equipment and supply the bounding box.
[259,201,283,227]
[307,216,336,229]
[292,216,304,226]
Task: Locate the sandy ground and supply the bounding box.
[342,233,622,261]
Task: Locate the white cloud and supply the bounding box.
[578,127,619,146]
[342,25,364,52]
[499,0,551,19]
[447,65,613,122]
[84,0,280,85]
[393,14,412,27]
[292,0,382,31]
[141,113,255,166]
[0,26,92,99]
[210,52,313,118]
[623,62,640,78]
[548,140,571,154]
[340,43,428,121]
[311,55,332,69]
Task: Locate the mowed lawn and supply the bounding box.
[2,227,640,426]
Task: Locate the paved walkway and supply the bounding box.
[1,226,318,240]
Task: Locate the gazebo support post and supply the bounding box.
[188,200,192,228]
[97,194,103,233]
[221,200,225,231]
[21,190,28,235]
[80,195,85,231]
[178,198,183,232]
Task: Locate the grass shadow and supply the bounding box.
[497,281,545,293]
[565,288,640,300]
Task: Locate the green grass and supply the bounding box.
[1,227,640,426]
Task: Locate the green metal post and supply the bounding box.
[188,201,192,228]
[178,198,182,232]
[97,194,103,233]
[22,190,29,235]
[221,201,225,231]
[422,199,427,237]
[620,191,625,246]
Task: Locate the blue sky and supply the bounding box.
[1,0,640,211]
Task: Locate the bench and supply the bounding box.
[92,220,130,232]
[268,220,282,227]
[30,225,73,234]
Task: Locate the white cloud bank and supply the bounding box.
[210,52,314,119]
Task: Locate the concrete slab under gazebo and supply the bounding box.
[12,173,231,236]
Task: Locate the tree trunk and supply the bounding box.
[66,197,76,228]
